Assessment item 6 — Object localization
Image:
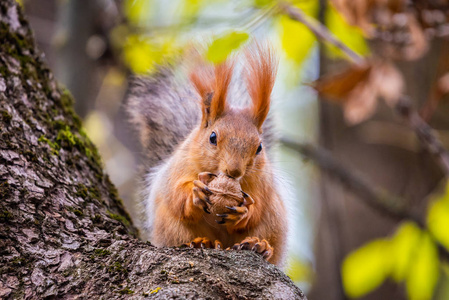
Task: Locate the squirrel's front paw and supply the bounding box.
[192,177,214,214]
[231,237,273,261]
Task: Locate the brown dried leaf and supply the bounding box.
[371,61,404,106]
[314,59,404,124]
[344,80,378,124]
[313,63,372,103]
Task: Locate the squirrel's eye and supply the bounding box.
[256,143,262,155]
[209,132,217,146]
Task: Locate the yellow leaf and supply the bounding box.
[123,0,152,26]
[286,256,312,282]
[123,35,179,74]
[278,16,316,66]
[253,0,274,8]
[406,233,439,300]
[277,0,318,67]
[123,35,156,74]
[390,222,422,282]
[206,31,250,64]
[325,5,369,58]
[341,239,391,298]
[179,0,216,19]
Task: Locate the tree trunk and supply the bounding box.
[0,1,305,299]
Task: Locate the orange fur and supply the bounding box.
[150,45,287,266]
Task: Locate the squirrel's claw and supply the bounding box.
[231,237,273,261]
[193,179,215,214]
[216,206,248,226]
[193,180,213,195]
[193,187,211,214]
[241,190,255,206]
[226,206,237,212]
[184,237,223,249]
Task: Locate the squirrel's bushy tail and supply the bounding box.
[126,68,201,169]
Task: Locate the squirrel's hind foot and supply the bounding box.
[229,237,273,261]
[184,237,223,249]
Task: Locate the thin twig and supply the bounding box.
[281,137,423,225]
[280,137,449,260]
[278,1,449,176]
[396,96,449,175]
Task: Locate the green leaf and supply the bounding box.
[406,233,439,300]
[206,31,250,64]
[325,5,369,58]
[390,222,422,282]
[342,239,391,298]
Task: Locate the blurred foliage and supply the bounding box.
[342,221,440,300]
[278,1,317,69]
[342,239,390,298]
[123,0,152,26]
[428,182,449,251]
[118,0,369,81]
[206,31,249,63]
[286,256,313,283]
[342,180,449,300]
[123,34,179,73]
[324,4,369,58]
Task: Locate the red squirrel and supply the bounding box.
[127,44,288,266]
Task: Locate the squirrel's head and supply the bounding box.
[189,44,277,179]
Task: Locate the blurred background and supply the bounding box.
[21,0,449,299]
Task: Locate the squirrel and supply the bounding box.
[126,44,288,266]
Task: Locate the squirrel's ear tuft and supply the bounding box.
[190,59,234,127]
[245,42,278,130]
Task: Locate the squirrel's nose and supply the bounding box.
[226,168,242,179]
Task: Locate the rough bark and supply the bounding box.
[0,1,305,299]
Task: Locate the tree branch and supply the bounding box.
[278,1,449,177]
